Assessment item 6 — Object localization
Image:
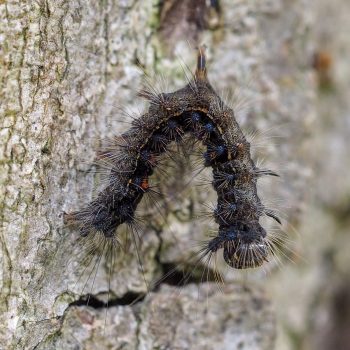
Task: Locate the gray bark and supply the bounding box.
[269,1,350,349]
[0,1,315,349]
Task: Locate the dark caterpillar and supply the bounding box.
[66,46,280,270]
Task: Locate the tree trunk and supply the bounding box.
[0,1,315,349]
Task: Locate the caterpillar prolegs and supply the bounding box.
[66,46,280,270]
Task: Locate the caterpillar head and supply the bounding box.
[219,224,269,269]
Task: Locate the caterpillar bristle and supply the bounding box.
[137,88,157,102]
[264,209,282,225]
[254,168,280,177]
[195,45,208,81]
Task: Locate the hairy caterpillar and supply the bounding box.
[65,46,280,272]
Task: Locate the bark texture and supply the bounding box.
[269,1,350,349]
[0,1,315,349]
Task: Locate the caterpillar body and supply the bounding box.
[66,46,280,270]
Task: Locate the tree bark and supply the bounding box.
[0,1,315,349]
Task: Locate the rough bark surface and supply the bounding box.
[269,1,350,349]
[0,1,315,349]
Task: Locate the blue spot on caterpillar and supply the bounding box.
[65,46,280,270]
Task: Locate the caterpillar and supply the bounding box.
[65,46,280,271]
